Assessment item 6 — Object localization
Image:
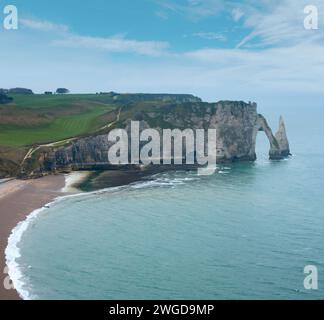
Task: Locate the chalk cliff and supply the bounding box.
[19,101,290,177]
[275,116,291,157]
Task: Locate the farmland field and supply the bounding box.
[0,94,118,147]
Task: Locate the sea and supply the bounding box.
[6,104,324,300]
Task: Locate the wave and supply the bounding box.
[5,206,47,300]
[4,171,204,299]
[61,172,91,193]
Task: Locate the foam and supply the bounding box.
[5,171,201,299]
[5,206,47,300]
[61,172,90,193]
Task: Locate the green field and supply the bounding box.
[9,94,117,109]
[0,92,199,148]
[0,94,118,147]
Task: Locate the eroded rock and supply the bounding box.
[21,101,291,176]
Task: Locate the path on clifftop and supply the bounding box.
[20,108,122,167]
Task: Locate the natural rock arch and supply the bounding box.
[253,115,290,160]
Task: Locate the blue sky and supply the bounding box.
[1,0,324,107]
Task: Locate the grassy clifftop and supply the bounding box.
[0,93,201,147]
[0,92,202,177]
[0,94,118,147]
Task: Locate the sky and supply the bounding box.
[1,0,324,107]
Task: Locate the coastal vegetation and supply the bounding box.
[0,93,13,104]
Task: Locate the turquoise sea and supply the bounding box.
[7,105,324,299]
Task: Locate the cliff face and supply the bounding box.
[20,101,290,176]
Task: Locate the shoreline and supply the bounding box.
[0,167,198,300]
[0,175,66,300]
[0,169,158,300]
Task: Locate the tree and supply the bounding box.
[0,93,13,104]
[56,88,70,94]
[8,87,33,94]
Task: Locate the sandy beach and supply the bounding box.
[0,175,65,300]
[0,169,152,300]
[0,169,165,300]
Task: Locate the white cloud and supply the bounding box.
[155,0,224,20]
[183,43,324,94]
[20,18,169,56]
[20,19,69,33]
[155,10,169,20]
[193,32,226,41]
[52,34,169,56]
[236,0,324,48]
[232,8,244,22]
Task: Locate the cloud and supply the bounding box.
[236,0,324,48]
[20,18,169,56]
[20,19,69,33]
[155,0,224,20]
[231,8,244,22]
[184,43,324,94]
[155,10,169,20]
[52,35,169,56]
[193,32,226,41]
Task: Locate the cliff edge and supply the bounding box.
[17,101,291,177]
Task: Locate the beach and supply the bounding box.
[0,170,150,300]
[0,175,65,300]
[0,167,156,300]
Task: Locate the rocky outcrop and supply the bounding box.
[254,114,290,160]
[20,101,290,177]
[275,116,291,157]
